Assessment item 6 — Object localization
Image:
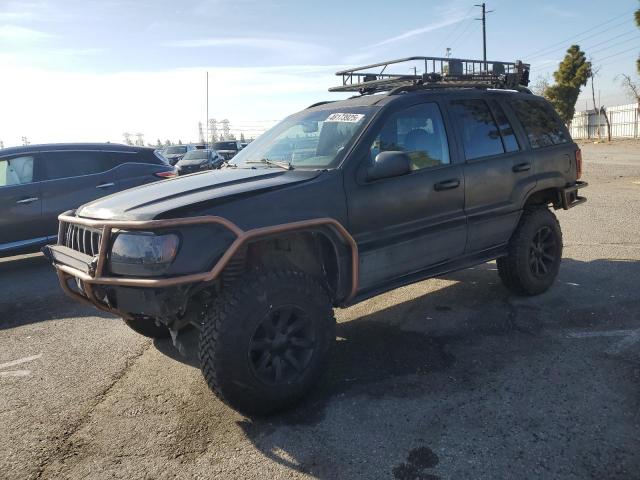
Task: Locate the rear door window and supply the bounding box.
[0,156,35,186]
[489,100,520,153]
[449,99,504,160]
[41,151,114,180]
[510,99,569,149]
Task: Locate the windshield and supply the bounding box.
[165,146,187,154]
[213,141,238,150]
[182,150,208,160]
[230,107,374,169]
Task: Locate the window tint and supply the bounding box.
[370,103,450,171]
[450,99,504,160]
[108,151,161,167]
[164,146,188,154]
[42,151,113,180]
[510,99,569,149]
[0,156,34,186]
[489,100,520,152]
[212,142,239,151]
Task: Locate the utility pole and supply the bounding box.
[475,3,493,70]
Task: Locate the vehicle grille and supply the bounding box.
[62,224,102,256]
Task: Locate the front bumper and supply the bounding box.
[46,213,245,317]
[46,213,359,316]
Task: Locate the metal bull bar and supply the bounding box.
[50,213,360,316]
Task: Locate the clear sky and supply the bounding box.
[0,0,638,147]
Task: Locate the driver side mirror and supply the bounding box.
[367,151,411,182]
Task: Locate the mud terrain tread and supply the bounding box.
[497,207,562,296]
[200,270,335,415]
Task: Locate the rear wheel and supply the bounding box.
[123,317,170,338]
[199,270,335,415]
[497,208,563,295]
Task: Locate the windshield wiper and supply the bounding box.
[245,158,294,170]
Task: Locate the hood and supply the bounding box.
[77,168,322,220]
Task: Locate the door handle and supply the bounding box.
[16,197,39,205]
[434,179,460,191]
[513,162,531,172]
[96,182,115,189]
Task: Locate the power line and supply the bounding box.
[448,17,477,51]
[533,45,639,76]
[433,5,476,54]
[528,14,629,60]
[589,38,640,57]
[524,9,635,59]
[529,28,640,70]
[594,45,640,68]
[584,29,639,53]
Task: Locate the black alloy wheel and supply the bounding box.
[529,226,558,278]
[248,306,316,385]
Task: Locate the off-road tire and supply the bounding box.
[123,317,171,338]
[497,207,563,296]
[200,270,336,415]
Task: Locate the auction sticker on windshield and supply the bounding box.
[325,113,365,123]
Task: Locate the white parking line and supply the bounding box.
[0,370,31,377]
[0,354,42,370]
[566,329,640,354]
[0,354,42,377]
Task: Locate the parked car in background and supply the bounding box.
[0,143,176,257]
[162,145,189,165]
[176,149,224,175]
[211,140,242,160]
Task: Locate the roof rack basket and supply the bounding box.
[330,56,530,94]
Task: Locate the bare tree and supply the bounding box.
[531,74,550,96]
[618,74,640,103]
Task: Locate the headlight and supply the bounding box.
[109,232,179,276]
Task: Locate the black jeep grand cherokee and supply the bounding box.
[46,57,586,415]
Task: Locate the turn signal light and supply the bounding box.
[575,149,583,179]
[155,169,178,179]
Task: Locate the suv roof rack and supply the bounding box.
[329,56,531,95]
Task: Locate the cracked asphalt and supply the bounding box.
[1,141,639,480]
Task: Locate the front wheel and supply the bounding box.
[199,270,336,415]
[497,208,563,296]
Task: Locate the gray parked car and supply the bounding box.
[176,149,225,175]
[0,143,176,257]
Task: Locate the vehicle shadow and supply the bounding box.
[198,257,639,479]
[0,253,115,329]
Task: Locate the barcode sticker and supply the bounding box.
[325,113,365,123]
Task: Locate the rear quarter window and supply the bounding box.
[510,99,569,149]
[108,150,167,167]
[42,151,114,180]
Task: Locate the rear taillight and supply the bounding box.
[155,169,177,179]
[575,149,583,179]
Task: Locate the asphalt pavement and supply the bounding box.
[1,141,639,480]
